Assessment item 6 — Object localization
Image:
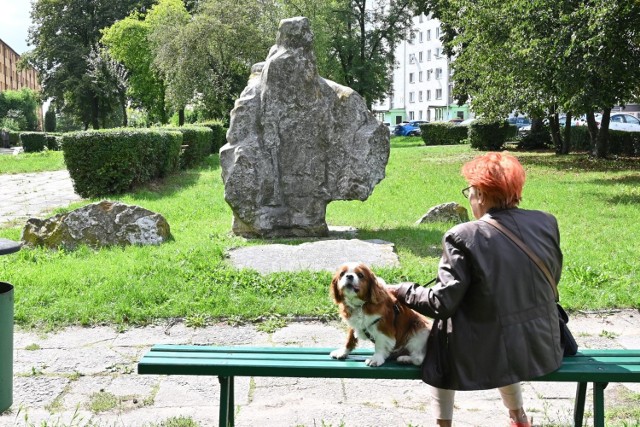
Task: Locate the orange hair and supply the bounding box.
[461,152,525,208]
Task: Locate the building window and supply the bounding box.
[409,72,415,83]
[436,68,443,79]
[419,71,423,82]
[409,111,415,120]
[427,69,432,81]
[427,90,431,101]
[427,50,431,61]
[409,54,416,64]
[418,51,423,62]
[419,32,423,43]
[426,30,431,41]
[419,14,424,23]
[419,110,423,120]
[436,26,440,39]
[418,91,423,102]
[436,89,442,99]
[409,92,415,103]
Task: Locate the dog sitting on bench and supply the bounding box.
[329,262,431,367]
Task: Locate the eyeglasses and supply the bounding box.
[461,186,472,199]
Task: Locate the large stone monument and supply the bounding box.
[220,17,389,238]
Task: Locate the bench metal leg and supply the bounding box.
[218,376,235,427]
[592,382,608,427]
[574,382,587,427]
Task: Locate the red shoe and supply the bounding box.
[510,420,531,427]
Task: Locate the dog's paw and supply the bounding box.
[396,355,413,364]
[365,354,386,367]
[330,348,350,360]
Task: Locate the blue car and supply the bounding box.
[394,120,429,136]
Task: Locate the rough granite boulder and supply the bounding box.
[21,201,171,250]
[220,17,389,238]
[416,202,470,224]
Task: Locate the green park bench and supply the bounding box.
[138,346,640,427]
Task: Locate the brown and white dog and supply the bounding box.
[330,262,431,367]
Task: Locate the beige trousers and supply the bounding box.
[429,382,524,420]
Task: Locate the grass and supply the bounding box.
[0,150,66,174]
[0,139,639,329]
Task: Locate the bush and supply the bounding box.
[20,132,48,153]
[169,125,213,169]
[517,127,553,150]
[196,120,227,153]
[609,130,640,156]
[62,128,182,198]
[420,122,468,146]
[46,133,61,151]
[468,119,512,150]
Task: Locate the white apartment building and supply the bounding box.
[374,14,470,126]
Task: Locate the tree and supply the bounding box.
[436,0,640,157]
[101,8,170,124]
[149,0,277,122]
[304,0,429,109]
[44,109,56,132]
[0,88,40,131]
[25,0,154,129]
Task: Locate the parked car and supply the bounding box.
[459,118,476,126]
[598,113,640,132]
[507,117,531,129]
[394,120,429,136]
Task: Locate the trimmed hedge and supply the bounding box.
[20,132,47,152]
[420,122,469,146]
[46,133,61,151]
[570,126,639,156]
[196,120,227,153]
[62,128,182,198]
[468,119,514,151]
[169,125,213,169]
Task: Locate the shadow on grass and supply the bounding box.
[128,155,221,202]
[518,152,640,172]
[356,226,445,259]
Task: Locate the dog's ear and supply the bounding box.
[365,267,388,305]
[330,273,343,303]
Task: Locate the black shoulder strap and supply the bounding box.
[480,217,559,302]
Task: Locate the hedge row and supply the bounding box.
[420,122,468,146]
[468,120,515,151]
[62,128,182,198]
[196,120,227,153]
[568,126,640,156]
[169,125,213,169]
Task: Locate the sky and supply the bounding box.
[0,1,32,55]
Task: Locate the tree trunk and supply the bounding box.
[91,95,100,130]
[561,112,572,155]
[586,111,598,154]
[549,110,562,152]
[594,108,611,158]
[121,93,128,127]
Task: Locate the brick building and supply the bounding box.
[0,37,42,128]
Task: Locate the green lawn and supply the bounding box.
[0,139,638,329]
[0,150,66,174]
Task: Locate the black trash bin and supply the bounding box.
[0,238,21,413]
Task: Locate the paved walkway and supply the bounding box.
[1,170,640,426]
[1,312,639,427]
[0,170,83,227]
